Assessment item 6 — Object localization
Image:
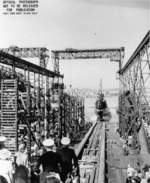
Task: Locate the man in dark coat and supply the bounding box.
[35,138,63,183]
[57,137,80,183]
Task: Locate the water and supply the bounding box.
[84,96,118,122]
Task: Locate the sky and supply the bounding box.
[0,0,150,89]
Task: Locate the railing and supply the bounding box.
[75,121,97,157]
[97,123,105,183]
[75,122,106,183]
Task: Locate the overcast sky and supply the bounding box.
[0,0,150,89]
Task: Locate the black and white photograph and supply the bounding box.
[0,0,150,183]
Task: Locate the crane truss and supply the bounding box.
[119,30,150,138]
[1,46,49,68]
[51,47,125,144]
[0,51,63,78]
[51,47,125,73]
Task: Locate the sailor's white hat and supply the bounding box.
[43,138,54,147]
[0,136,7,142]
[61,137,70,145]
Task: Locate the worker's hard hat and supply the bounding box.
[61,137,70,145]
[0,136,7,142]
[43,138,54,147]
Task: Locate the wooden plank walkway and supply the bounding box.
[79,123,105,183]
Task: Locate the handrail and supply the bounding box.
[75,122,106,183]
[97,123,105,183]
[75,121,97,157]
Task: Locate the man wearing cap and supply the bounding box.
[35,138,63,182]
[57,137,80,183]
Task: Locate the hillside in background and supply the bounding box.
[64,88,119,98]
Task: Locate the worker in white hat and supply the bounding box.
[57,137,80,183]
[34,138,63,183]
[0,136,13,183]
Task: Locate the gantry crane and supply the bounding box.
[51,47,125,140]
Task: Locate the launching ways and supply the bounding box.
[75,120,106,183]
[0,45,124,182]
[75,99,150,183]
[0,30,150,182]
[72,30,150,182]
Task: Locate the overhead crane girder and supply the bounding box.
[51,47,125,73]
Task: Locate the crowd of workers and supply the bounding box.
[0,135,80,183]
[116,122,150,183]
[126,164,150,183]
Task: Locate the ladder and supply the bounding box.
[0,79,18,153]
[19,92,27,110]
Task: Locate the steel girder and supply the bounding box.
[1,46,49,68]
[119,31,150,137]
[0,50,63,78]
[51,47,125,73]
